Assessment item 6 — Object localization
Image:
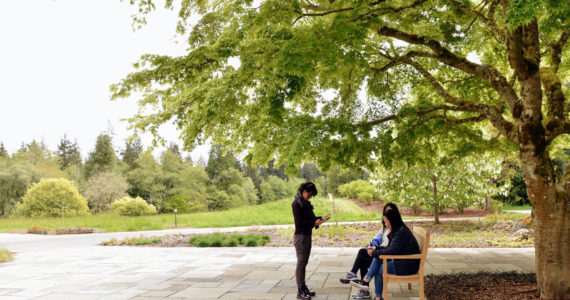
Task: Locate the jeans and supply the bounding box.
[364,258,380,280]
[370,260,397,298]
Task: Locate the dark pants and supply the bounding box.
[351,248,373,280]
[293,234,312,288]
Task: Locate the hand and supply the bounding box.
[367,247,374,257]
[322,214,331,221]
[315,219,324,226]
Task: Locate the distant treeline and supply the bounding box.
[0,134,367,217]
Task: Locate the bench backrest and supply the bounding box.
[412,226,430,272]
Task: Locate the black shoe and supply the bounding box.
[350,279,369,291]
[302,284,316,297]
[297,288,311,299]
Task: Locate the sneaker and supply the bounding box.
[340,271,358,284]
[350,279,369,291]
[302,284,316,297]
[352,289,371,299]
[297,288,311,299]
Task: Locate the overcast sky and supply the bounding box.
[0,0,210,161]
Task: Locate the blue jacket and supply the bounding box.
[372,225,420,275]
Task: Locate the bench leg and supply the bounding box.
[419,278,425,300]
[408,283,411,290]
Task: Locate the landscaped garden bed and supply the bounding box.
[101,218,534,248]
[425,272,538,299]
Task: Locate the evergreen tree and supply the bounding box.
[0,142,8,158]
[298,163,322,181]
[120,135,143,170]
[205,144,240,179]
[12,140,55,166]
[84,133,117,179]
[57,135,82,170]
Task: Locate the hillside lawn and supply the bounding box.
[0,197,384,233]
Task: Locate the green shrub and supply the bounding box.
[245,239,258,246]
[111,196,157,216]
[164,194,190,214]
[490,199,503,213]
[0,248,13,263]
[187,233,270,247]
[14,178,89,217]
[132,237,162,245]
[338,180,379,202]
[223,239,238,247]
[357,191,374,205]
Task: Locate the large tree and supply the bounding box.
[113,0,570,297]
[84,133,117,179]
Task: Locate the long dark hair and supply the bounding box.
[382,202,400,227]
[298,181,318,197]
[384,208,405,239]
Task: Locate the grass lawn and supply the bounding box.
[0,196,380,233]
[0,248,13,263]
[502,205,532,210]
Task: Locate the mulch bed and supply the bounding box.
[425,272,539,299]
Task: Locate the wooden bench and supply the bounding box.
[379,226,430,300]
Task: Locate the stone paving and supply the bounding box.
[0,241,535,300]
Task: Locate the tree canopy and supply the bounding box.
[113,1,569,297]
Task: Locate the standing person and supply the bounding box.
[340,203,399,299]
[292,182,330,299]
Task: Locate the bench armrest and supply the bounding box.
[379,254,422,260]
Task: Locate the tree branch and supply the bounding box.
[449,0,506,43]
[404,59,518,142]
[358,105,481,128]
[393,114,486,141]
[541,66,567,144]
[551,30,570,72]
[352,0,427,21]
[376,26,523,119]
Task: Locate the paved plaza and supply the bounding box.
[0,229,535,300]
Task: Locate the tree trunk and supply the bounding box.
[520,151,570,299]
[432,175,439,224]
[508,21,570,299]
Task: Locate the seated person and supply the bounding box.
[350,208,420,300]
[340,203,397,299]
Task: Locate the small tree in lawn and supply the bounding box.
[14,178,89,218]
[83,172,129,213]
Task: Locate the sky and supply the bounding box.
[0,0,210,161]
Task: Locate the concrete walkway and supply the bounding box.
[0,229,535,300]
[0,218,487,253]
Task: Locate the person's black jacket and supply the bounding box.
[292,194,321,235]
[372,225,420,275]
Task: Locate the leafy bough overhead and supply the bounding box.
[112,1,569,296]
